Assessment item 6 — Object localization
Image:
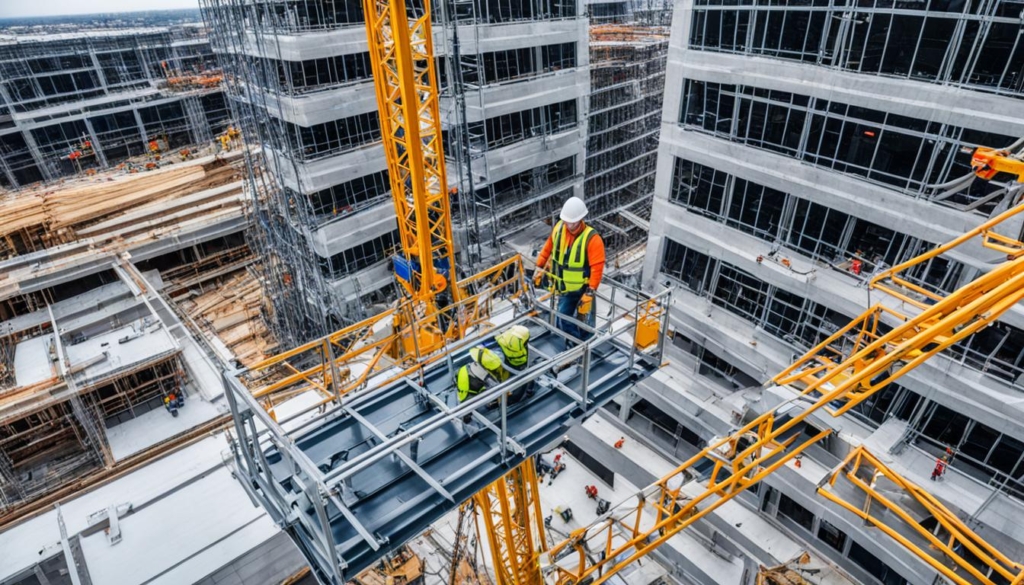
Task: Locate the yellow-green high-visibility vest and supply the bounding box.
[470,346,508,382]
[551,220,595,293]
[457,362,489,402]
[494,326,530,368]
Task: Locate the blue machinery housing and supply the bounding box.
[223,282,671,585]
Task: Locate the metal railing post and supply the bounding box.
[581,343,591,408]
[499,392,508,463]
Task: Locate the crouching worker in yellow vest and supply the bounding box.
[456,326,535,416]
[494,325,534,402]
[456,346,503,428]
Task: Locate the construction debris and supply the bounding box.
[179,268,278,367]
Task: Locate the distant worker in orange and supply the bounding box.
[930,456,947,481]
[533,196,605,344]
[149,139,160,155]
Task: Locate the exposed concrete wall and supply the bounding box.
[457,20,586,54]
[481,128,585,185]
[235,26,368,60]
[309,200,397,258]
[263,143,387,193]
[459,68,590,122]
[258,80,377,127]
[327,261,393,302]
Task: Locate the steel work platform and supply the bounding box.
[223,281,670,585]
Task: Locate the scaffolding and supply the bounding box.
[0,26,231,189]
[584,5,670,276]
[201,0,346,349]
[200,0,594,347]
[0,152,259,517]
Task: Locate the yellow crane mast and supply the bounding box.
[363,0,462,355]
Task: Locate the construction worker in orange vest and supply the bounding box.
[533,197,605,344]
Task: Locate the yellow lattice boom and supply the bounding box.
[363,0,458,306]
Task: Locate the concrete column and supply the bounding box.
[88,47,110,92]
[618,388,638,422]
[133,108,150,146]
[82,117,109,168]
[0,152,19,189]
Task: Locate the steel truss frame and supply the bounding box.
[363,0,458,304]
[820,446,1024,585]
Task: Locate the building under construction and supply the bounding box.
[624,0,1024,583]
[5,2,1024,585]
[201,0,591,346]
[0,25,230,188]
[584,7,669,274]
[0,151,264,514]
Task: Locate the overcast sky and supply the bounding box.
[0,0,200,18]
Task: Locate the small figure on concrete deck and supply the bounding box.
[164,392,185,417]
[532,197,606,344]
[931,456,947,481]
[614,436,625,449]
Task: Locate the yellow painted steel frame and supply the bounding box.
[543,407,830,585]
[541,205,1024,585]
[819,446,1024,585]
[773,203,1024,415]
[871,200,1024,310]
[363,0,458,305]
[475,459,547,585]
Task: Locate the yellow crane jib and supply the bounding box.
[527,147,1024,585]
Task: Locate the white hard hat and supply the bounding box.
[560,196,588,223]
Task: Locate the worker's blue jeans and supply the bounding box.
[557,290,594,346]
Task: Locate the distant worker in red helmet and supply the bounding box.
[533,196,605,344]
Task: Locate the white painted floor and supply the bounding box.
[105,395,226,460]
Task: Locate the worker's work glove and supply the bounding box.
[533,270,544,286]
[577,292,594,315]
